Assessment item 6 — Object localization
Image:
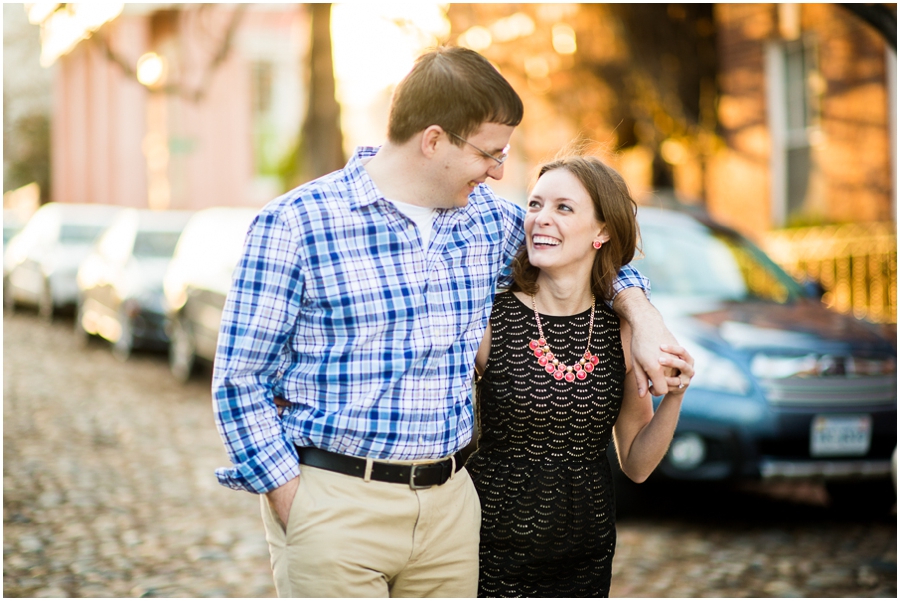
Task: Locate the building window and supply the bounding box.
[766,37,822,226]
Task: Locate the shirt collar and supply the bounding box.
[342,146,384,210]
[341,145,481,220]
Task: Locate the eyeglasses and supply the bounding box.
[447,131,510,169]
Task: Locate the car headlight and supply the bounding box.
[688,343,752,395]
[668,433,707,470]
[750,353,896,378]
[750,353,818,378]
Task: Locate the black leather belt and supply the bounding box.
[297,446,463,489]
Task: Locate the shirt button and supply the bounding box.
[418,436,425,444]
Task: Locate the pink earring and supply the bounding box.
[592,240,603,249]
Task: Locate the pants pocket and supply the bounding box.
[261,475,306,540]
[264,495,286,534]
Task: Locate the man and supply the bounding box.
[213,46,679,597]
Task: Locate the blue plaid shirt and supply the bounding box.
[213,146,650,493]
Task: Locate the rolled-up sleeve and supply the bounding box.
[212,210,306,494]
[611,263,651,301]
[496,201,526,289]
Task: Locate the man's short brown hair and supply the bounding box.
[388,46,523,144]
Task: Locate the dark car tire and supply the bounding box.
[169,317,196,384]
[112,313,134,362]
[826,479,896,518]
[37,280,54,322]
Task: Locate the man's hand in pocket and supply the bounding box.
[266,476,300,529]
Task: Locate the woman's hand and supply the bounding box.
[614,334,692,483]
[658,344,694,396]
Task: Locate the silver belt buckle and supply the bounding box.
[409,464,433,490]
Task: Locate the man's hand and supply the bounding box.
[273,395,291,417]
[613,288,680,397]
[266,476,299,529]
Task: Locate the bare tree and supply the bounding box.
[298,3,345,183]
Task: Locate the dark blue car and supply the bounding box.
[625,206,896,510]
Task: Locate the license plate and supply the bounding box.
[810,414,872,457]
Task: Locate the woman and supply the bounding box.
[467,155,694,597]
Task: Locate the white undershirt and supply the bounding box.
[386,198,436,250]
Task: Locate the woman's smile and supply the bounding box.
[531,234,561,249]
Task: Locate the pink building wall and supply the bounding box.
[50,7,306,211]
[172,53,252,210]
[52,15,148,208]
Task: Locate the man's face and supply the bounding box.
[437,122,514,209]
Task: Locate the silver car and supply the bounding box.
[163,206,258,382]
[75,208,194,361]
[3,208,27,247]
[4,203,122,319]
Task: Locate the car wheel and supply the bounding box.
[3,277,15,313]
[169,317,196,383]
[826,479,896,518]
[37,279,54,322]
[112,313,134,362]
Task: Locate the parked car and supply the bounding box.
[163,206,258,382]
[4,203,122,319]
[617,206,897,511]
[3,208,27,247]
[75,208,194,361]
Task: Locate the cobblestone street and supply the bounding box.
[4,310,897,597]
[4,311,274,598]
[609,481,896,598]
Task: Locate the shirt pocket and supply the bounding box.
[428,252,495,351]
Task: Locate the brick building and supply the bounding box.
[708,4,895,324]
[39,4,307,211]
[447,3,895,322]
[708,3,895,237]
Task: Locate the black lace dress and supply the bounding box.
[467,291,626,598]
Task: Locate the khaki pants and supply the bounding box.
[259,463,481,598]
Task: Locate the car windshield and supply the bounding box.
[634,221,804,303]
[4,225,21,244]
[60,224,106,244]
[133,231,182,258]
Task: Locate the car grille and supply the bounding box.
[758,375,896,406]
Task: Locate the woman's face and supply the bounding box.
[524,168,607,277]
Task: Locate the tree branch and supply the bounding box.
[91,4,247,102]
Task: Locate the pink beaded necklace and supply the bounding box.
[528,294,600,382]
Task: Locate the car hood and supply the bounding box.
[45,244,93,274]
[129,257,173,292]
[655,296,894,357]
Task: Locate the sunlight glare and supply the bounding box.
[332,2,449,108]
[551,23,577,55]
[332,2,450,149]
